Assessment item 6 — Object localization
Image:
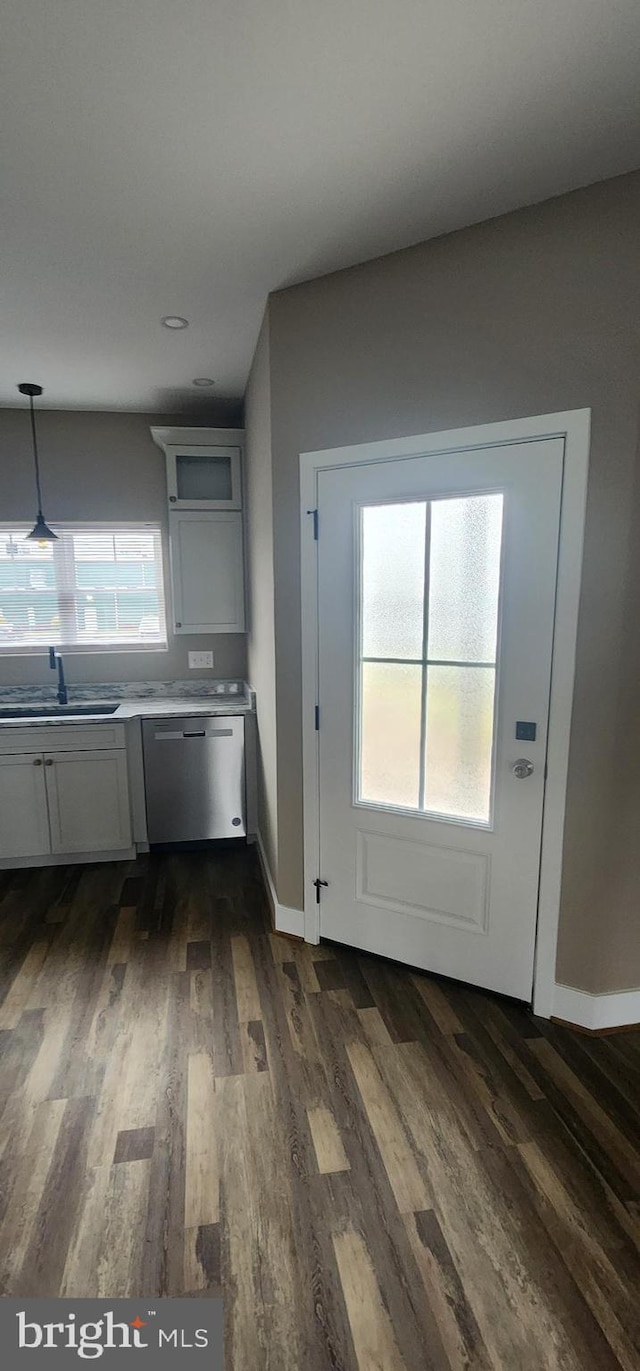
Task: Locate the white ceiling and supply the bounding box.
[1,0,639,412]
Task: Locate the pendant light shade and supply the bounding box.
[18,382,58,542]
[25,512,58,542]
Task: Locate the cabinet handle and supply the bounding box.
[33,757,43,766]
[175,622,182,628]
[169,495,177,502]
[45,758,54,767]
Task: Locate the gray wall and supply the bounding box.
[0,407,247,686]
[244,315,279,882]
[247,170,640,995]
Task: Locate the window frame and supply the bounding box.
[0,521,168,655]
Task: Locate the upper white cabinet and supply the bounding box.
[151,427,244,510]
[151,426,246,635]
[170,511,245,634]
[167,445,242,509]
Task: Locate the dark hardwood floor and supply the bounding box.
[0,848,638,1368]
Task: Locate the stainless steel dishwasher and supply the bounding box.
[142,715,245,843]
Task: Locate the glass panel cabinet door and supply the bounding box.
[166,446,242,509]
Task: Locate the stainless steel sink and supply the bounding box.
[0,704,119,719]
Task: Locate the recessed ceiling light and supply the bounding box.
[161,315,189,330]
[192,377,215,387]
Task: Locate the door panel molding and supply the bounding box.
[300,409,591,1018]
[356,829,490,933]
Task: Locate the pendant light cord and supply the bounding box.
[29,392,44,514]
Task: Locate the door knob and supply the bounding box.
[512,758,534,779]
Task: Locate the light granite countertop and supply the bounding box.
[0,679,255,727]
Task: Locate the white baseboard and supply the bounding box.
[553,983,640,1031]
[256,832,304,939]
[0,847,135,870]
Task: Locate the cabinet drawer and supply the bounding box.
[0,722,126,754]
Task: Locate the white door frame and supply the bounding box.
[300,409,591,1019]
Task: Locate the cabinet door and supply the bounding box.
[170,511,245,634]
[44,750,132,854]
[0,754,51,859]
[166,445,242,509]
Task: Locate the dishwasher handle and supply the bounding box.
[153,727,234,741]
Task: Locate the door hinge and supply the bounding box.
[313,877,328,903]
[315,704,320,731]
[307,507,319,539]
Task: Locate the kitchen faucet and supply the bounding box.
[48,646,68,705]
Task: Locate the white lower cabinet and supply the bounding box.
[44,749,132,854]
[0,754,51,859]
[0,725,132,864]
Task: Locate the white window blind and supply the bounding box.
[0,525,167,652]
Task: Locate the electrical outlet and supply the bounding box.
[188,651,214,669]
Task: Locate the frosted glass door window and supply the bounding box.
[176,454,233,502]
[423,665,497,819]
[358,494,503,823]
[361,662,422,808]
[428,497,503,661]
[361,503,426,659]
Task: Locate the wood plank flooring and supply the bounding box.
[0,848,639,1369]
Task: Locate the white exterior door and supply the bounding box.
[316,438,564,1000]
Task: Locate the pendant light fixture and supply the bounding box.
[18,382,58,542]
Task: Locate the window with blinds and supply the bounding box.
[0,525,167,651]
